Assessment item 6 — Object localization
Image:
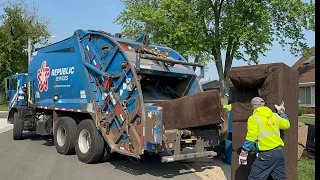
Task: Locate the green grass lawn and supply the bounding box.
[298,157,315,180]
[298,116,315,180]
[0,104,8,111]
[298,116,315,125]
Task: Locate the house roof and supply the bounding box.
[201,80,234,91]
[292,46,315,83]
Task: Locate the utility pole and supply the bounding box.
[28,38,31,65]
[27,36,58,65]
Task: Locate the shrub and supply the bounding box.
[298,106,306,116]
[304,107,312,114]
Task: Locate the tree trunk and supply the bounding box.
[193,55,200,71]
[219,78,229,105]
[218,76,230,136]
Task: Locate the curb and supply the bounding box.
[302,114,315,118]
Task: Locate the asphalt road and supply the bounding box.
[0,111,8,119]
[0,130,202,180]
[0,110,231,180]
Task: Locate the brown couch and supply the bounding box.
[229,63,298,180]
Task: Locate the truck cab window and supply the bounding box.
[10,79,18,90]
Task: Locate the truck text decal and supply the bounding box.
[37,61,50,92]
[51,67,75,82]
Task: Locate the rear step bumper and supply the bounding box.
[161,151,217,163]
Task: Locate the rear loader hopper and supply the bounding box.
[7,29,224,164]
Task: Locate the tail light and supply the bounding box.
[209,140,214,145]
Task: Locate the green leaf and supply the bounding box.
[0,0,50,88]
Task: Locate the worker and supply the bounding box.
[238,97,290,180]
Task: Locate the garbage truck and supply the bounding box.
[5,29,224,164]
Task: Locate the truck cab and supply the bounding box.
[5,73,28,124]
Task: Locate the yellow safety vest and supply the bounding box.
[246,106,289,151]
[253,114,280,139]
[223,104,232,112]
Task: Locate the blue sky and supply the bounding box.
[2,0,314,81]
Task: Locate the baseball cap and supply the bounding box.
[251,97,265,106]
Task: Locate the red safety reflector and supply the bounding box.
[121,43,127,50]
[164,143,168,149]
[104,79,111,90]
[209,140,214,145]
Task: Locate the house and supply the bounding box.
[201,80,234,101]
[201,80,221,91]
[292,46,315,112]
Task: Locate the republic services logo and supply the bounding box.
[37,61,50,92]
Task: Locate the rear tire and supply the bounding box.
[13,112,23,140]
[100,142,113,162]
[54,117,77,155]
[75,119,104,164]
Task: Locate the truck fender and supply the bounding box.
[8,106,30,124]
[7,107,17,124]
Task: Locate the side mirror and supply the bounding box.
[22,83,27,92]
[5,78,10,91]
[22,87,27,92]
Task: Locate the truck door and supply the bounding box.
[5,77,19,109]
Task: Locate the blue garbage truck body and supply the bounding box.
[6,29,222,164]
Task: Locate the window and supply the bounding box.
[16,79,20,90]
[299,87,306,104]
[9,79,17,90]
[299,85,315,106]
[304,55,315,65]
[311,86,315,105]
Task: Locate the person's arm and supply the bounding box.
[277,113,290,130]
[279,113,288,120]
[223,104,232,112]
[242,116,259,151]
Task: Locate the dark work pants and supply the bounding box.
[248,149,286,180]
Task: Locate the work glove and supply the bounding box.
[275,101,285,114]
[239,149,248,165]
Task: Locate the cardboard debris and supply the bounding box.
[297,122,309,160]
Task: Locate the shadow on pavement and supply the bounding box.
[17,131,219,179]
[22,131,54,146]
[109,154,208,179]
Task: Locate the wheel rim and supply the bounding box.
[78,129,91,154]
[57,126,67,147]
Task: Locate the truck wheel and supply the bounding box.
[100,142,113,162]
[54,117,77,155]
[75,119,104,164]
[13,112,23,140]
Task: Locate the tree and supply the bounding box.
[115,0,315,103]
[0,0,50,88]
